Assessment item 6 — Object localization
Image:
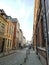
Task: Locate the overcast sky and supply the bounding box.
[0,0,34,41]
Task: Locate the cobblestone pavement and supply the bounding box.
[0,48,42,65]
[0,49,26,65]
[23,49,42,65]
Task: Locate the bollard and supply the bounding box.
[20,64,22,65]
[24,48,30,63]
[26,50,28,59]
[24,57,26,63]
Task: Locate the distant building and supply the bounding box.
[19,29,23,47]
[22,36,26,47]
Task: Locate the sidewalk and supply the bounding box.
[23,49,42,65]
[0,50,16,58]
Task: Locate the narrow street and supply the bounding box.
[0,0,49,65]
[0,48,42,65]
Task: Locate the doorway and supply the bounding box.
[1,38,5,52]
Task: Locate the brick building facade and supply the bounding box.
[33,0,49,65]
[12,18,20,49]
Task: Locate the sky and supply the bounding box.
[0,0,34,41]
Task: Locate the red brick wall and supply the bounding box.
[12,22,17,49]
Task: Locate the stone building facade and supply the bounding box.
[19,29,23,47]
[0,9,14,53]
[22,36,26,47]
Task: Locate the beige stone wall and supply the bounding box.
[7,19,14,51]
[33,0,40,48]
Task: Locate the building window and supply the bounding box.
[0,21,5,35]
